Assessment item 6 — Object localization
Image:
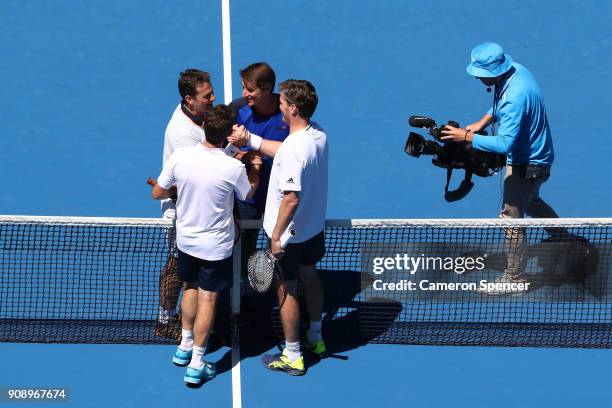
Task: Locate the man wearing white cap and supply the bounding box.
[441,42,559,295]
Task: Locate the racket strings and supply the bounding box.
[247,250,276,293]
[247,249,288,309]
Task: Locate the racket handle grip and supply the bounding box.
[280,226,296,249]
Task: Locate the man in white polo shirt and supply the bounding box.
[152,104,261,385]
[156,69,217,340]
[229,79,328,376]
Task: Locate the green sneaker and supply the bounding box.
[303,338,326,356]
[261,349,306,376]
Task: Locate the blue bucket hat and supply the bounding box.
[466,43,513,78]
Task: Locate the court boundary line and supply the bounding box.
[221,1,241,407]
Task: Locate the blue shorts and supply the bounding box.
[177,249,232,292]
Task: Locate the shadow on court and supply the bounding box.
[209,269,402,376]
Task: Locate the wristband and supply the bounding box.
[248,134,263,151]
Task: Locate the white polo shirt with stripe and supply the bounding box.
[161,104,206,218]
[263,122,328,244]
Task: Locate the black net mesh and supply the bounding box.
[0,218,610,348]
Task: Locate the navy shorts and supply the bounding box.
[177,249,232,292]
[275,231,326,281]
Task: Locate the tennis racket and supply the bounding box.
[247,249,283,294]
[246,225,295,293]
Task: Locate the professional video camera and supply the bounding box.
[404,115,505,202]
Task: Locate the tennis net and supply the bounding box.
[0,216,610,348]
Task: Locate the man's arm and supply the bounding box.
[245,154,262,200]
[234,153,262,201]
[466,114,493,133]
[441,100,523,154]
[471,100,524,154]
[256,138,282,158]
[440,113,494,144]
[228,125,282,158]
[148,177,177,200]
[270,191,299,259]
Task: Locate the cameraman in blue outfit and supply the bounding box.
[442,43,559,295]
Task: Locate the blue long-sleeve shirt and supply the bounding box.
[472,63,554,165]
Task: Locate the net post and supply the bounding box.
[232,238,241,316]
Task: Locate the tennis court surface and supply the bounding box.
[1,216,610,406]
[2,0,612,406]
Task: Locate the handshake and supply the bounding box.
[227,125,263,168]
[228,124,251,148]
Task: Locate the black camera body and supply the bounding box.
[405,115,506,201]
[408,115,460,141]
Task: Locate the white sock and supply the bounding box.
[188,345,207,369]
[284,341,301,361]
[307,320,322,343]
[179,329,193,352]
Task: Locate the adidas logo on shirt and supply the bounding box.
[286,178,294,184]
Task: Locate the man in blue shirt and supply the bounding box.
[442,43,559,295]
[229,63,289,285]
[230,62,289,216]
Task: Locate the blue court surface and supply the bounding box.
[1,1,611,407]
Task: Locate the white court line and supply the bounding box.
[231,237,242,408]
[221,2,241,408]
[222,0,233,105]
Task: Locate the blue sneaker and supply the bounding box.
[184,362,216,385]
[172,348,192,366]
